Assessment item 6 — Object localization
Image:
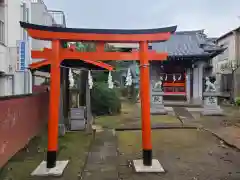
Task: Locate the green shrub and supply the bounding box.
[91,82,121,116]
[235,97,240,106]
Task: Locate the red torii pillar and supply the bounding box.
[20,21,176,169]
[139,41,152,165]
[30,43,114,168]
[47,40,61,166]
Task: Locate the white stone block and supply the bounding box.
[31,160,69,177]
[133,159,165,173]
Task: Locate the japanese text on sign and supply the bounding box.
[152,95,163,104]
[208,97,216,104]
[16,40,26,72]
[206,96,217,106]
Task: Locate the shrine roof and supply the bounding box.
[20,22,177,42]
[151,30,225,58]
[20,21,177,35]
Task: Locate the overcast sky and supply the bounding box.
[44,0,240,37]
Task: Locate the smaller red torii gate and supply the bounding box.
[20,21,176,171]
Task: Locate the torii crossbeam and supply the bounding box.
[20,21,176,172]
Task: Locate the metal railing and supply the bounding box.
[0,20,4,44]
[48,10,66,27]
[31,0,66,28]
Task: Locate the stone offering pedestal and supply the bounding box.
[150,91,167,115]
[201,92,224,116]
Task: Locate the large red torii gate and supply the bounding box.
[20,21,176,170]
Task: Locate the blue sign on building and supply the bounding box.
[17,40,26,71]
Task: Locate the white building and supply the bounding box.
[212,27,240,98]
[0,0,32,96]
[31,0,66,86]
[0,0,66,96]
[31,0,55,86]
[212,28,240,75]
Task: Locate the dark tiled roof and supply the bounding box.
[207,37,218,42]
[151,30,224,57]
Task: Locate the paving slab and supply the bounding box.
[173,107,194,120]
[81,130,118,180]
[186,107,203,112]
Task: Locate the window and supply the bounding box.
[0,20,4,44]
[21,3,29,40]
[26,8,29,22]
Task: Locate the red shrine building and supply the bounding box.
[116,30,225,103]
[150,30,224,103]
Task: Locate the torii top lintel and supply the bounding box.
[20,22,177,42]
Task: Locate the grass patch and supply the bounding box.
[117,129,219,156]
[121,102,136,114]
[94,115,123,129]
[0,129,92,180]
[94,102,181,129]
[151,115,180,124]
[94,101,136,129]
[0,130,48,180]
[57,132,92,180]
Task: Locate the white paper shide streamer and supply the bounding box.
[108,71,114,89]
[88,70,93,89]
[125,68,132,86]
[69,69,74,88]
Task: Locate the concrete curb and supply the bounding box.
[115,126,198,131]
[203,128,240,151]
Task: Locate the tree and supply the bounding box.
[65,42,123,115]
[220,60,240,102]
[91,82,121,115]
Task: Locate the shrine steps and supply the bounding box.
[164,101,202,108]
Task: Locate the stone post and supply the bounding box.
[201,76,224,116]
[58,69,66,136]
[150,78,167,115]
[186,68,191,103]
